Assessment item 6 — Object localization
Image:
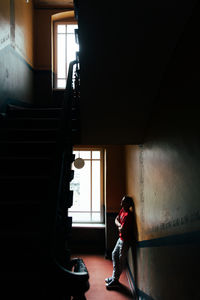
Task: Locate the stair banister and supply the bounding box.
[64,60,78,142]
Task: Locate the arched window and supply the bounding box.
[52,12,78,89]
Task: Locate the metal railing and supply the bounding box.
[54,56,80,261]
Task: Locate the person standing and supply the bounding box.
[105,196,137,289]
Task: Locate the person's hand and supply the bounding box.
[118,224,122,233]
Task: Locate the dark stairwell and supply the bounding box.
[0,55,88,299]
[1,0,200,299]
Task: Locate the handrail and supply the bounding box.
[54,58,80,263]
[66,60,77,91]
[54,258,89,279]
[64,60,78,140]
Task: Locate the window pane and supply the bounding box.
[68,212,101,223]
[92,213,101,222]
[92,151,100,159]
[66,32,79,75]
[56,24,79,89]
[73,151,90,160]
[92,161,100,211]
[80,151,90,159]
[73,151,79,159]
[67,24,78,34]
[69,149,103,224]
[57,24,66,33]
[57,34,66,79]
[70,160,91,211]
[57,79,66,89]
[68,212,91,223]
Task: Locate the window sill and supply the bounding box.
[72,223,105,228]
[53,88,65,91]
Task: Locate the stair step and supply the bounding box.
[0,157,55,176]
[0,175,52,191]
[0,175,54,202]
[0,103,75,284]
[7,104,62,109]
[0,156,53,160]
[7,104,63,118]
[0,117,61,129]
[0,232,41,274]
[0,175,51,179]
[0,128,59,141]
[0,202,41,232]
[0,141,57,156]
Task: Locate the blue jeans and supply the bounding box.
[112,238,129,280]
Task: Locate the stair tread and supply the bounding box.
[0,200,40,205]
[0,231,40,237]
[0,231,41,240]
[0,128,58,131]
[0,156,53,160]
[0,140,56,144]
[5,117,60,120]
[8,104,63,111]
[0,175,51,179]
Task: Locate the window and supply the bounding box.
[68,148,104,223]
[54,23,79,89]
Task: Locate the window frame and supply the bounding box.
[53,21,78,89]
[69,146,105,224]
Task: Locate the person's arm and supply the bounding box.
[115,215,122,232]
[120,213,134,241]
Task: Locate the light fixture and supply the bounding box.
[74,157,85,169]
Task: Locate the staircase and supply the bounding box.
[0,104,65,295]
[0,18,88,295]
[0,64,89,299]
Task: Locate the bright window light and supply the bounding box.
[69,149,104,223]
[56,24,79,89]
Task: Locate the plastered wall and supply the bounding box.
[125,117,200,300]
[0,0,34,110]
[105,146,126,255]
[15,0,34,67]
[105,146,126,213]
[76,0,198,145]
[124,3,200,298]
[34,9,75,70]
[0,0,10,52]
[34,9,54,70]
[34,8,75,104]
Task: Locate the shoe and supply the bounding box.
[105,277,113,283]
[106,279,119,289]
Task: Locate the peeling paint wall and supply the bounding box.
[0,0,34,110]
[0,1,10,52]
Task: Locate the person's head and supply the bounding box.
[121,196,134,211]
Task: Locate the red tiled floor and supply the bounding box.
[72,254,136,300]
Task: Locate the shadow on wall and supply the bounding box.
[128,201,156,300]
[128,201,139,295]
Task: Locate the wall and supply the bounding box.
[124,3,200,299]
[77,0,147,144]
[0,0,34,111]
[105,145,126,256]
[76,0,198,144]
